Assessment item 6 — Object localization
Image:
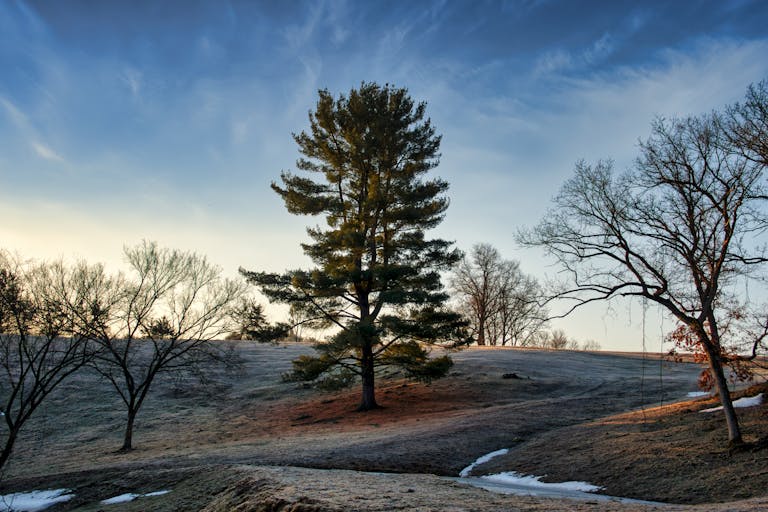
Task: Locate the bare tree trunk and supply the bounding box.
[121,408,137,451]
[706,350,743,446]
[477,312,487,345]
[358,342,379,411]
[0,428,18,471]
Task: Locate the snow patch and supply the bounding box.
[480,472,602,493]
[459,448,509,477]
[700,393,763,413]
[686,391,709,398]
[101,493,139,504]
[0,489,74,511]
[458,475,666,505]
[101,490,171,505]
[144,490,171,497]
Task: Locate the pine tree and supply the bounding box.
[241,83,465,410]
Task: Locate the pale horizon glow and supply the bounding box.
[1,1,767,350]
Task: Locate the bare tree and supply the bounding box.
[547,329,570,350]
[566,338,580,351]
[491,261,548,346]
[64,241,245,451]
[522,329,550,348]
[451,244,499,346]
[582,339,602,351]
[519,87,768,446]
[451,243,546,346]
[0,254,96,470]
[286,304,305,342]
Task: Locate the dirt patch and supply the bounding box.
[260,375,505,432]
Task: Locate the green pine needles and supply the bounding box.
[241,82,467,410]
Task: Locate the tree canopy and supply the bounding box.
[241,82,466,410]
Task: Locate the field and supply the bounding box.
[1,343,767,511]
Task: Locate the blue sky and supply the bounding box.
[1,0,768,349]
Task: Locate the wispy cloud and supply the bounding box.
[533,33,615,78]
[627,9,651,33]
[121,67,143,99]
[31,140,65,162]
[282,3,324,51]
[533,49,572,76]
[0,96,30,129]
[8,0,48,37]
[324,0,351,46]
[1,96,65,163]
[440,37,768,233]
[583,33,613,64]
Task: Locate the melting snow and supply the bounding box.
[457,449,667,505]
[0,489,74,511]
[686,391,709,398]
[144,490,171,497]
[459,450,600,492]
[479,472,602,493]
[700,393,763,413]
[459,474,665,505]
[101,493,139,504]
[459,448,509,477]
[101,490,171,505]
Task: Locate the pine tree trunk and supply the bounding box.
[121,408,137,451]
[358,342,379,411]
[707,350,743,446]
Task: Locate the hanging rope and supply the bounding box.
[745,274,751,303]
[659,305,665,409]
[640,296,647,424]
